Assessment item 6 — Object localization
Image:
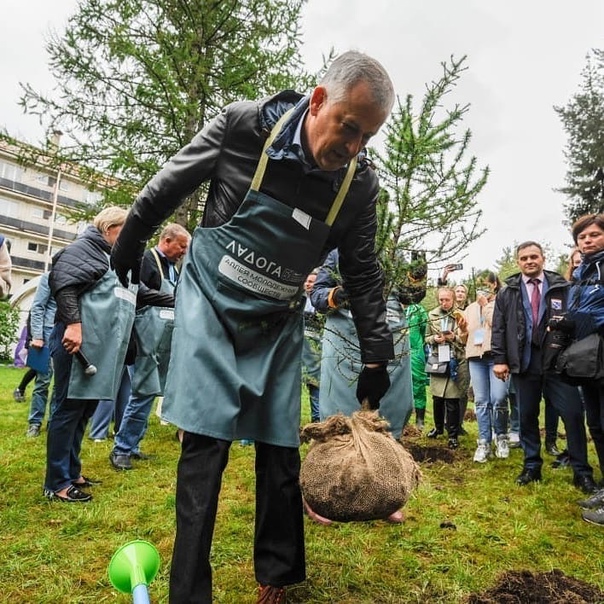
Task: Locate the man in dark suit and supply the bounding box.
[491,241,597,493]
[110,223,190,470]
[140,223,191,289]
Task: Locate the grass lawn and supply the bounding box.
[1,363,603,603]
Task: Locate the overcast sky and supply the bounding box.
[2,0,604,278]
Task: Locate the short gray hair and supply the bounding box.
[320,50,395,114]
[160,223,190,241]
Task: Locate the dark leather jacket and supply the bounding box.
[50,226,113,324]
[127,91,393,362]
[491,270,570,373]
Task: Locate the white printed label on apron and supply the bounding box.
[292,208,312,230]
[114,286,137,305]
[219,255,299,300]
[159,309,175,320]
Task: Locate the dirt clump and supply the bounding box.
[404,442,457,464]
[466,569,604,604]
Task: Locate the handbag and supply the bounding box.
[425,354,449,375]
[555,333,604,381]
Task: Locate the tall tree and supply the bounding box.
[493,246,518,282]
[555,49,604,224]
[16,0,314,228]
[373,55,489,297]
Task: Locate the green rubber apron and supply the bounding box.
[131,250,176,397]
[318,294,413,438]
[68,262,137,400]
[162,111,356,446]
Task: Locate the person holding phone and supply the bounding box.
[425,287,468,449]
[464,271,509,462]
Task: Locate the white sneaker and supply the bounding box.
[495,435,509,459]
[473,439,490,463]
[508,432,521,448]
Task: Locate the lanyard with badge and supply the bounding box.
[438,316,453,362]
[473,294,487,346]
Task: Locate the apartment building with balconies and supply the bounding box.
[0,136,104,293]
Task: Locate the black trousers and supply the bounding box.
[433,396,460,438]
[513,348,591,477]
[581,381,604,476]
[169,433,306,604]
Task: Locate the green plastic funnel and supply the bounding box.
[108,540,160,594]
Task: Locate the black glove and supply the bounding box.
[548,312,595,340]
[328,286,349,308]
[111,213,156,286]
[356,364,390,410]
[334,286,348,305]
[547,317,575,334]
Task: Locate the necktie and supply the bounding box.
[528,278,541,341]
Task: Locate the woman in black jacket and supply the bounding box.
[44,207,131,503]
[564,214,604,520]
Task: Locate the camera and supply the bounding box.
[547,315,572,350]
[448,263,463,271]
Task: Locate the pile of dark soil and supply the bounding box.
[404,442,456,464]
[466,569,604,604]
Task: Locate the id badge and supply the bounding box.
[473,328,485,345]
[438,344,451,362]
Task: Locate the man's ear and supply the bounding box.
[309,86,327,116]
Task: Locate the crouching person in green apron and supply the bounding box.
[44,207,136,502]
[312,249,414,441]
[111,51,396,604]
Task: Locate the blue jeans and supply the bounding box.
[45,324,98,492]
[112,392,155,456]
[89,365,132,439]
[469,357,509,443]
[507,379,520,433]
[27,365,57,426]
[307,384,320,423]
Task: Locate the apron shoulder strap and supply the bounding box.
[150,248,166,280]
[250,108,358,226]
[250,109,293,192]
[324,158,357,226]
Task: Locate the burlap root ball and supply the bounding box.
[299,411,421,522]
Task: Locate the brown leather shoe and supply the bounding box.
[257,584,287,603]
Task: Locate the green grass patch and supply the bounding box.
[1,364,603,603]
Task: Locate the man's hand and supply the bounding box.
[30,338,44,349]
[356,364,390,410]
[493,363,510,381]
[62,322,83,354]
